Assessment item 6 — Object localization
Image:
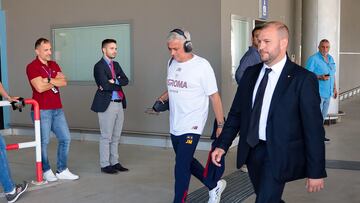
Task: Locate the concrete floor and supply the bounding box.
[1,96,360,203]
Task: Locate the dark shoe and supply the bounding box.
[280,200,286,203]
[324,137,330,141]
[6,181,28,203]
[112,163,129,172]
[101,165,118,174]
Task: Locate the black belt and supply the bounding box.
[250,140,266,149]
[258,140,267,144]
[111,99,122,103]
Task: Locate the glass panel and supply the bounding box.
[53,24,131,82]
[231,18,249,80]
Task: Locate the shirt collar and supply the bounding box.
[35,56,50,67]
[103,56,112,66]
[317,51,324,59]
[264,55,287,76]
[317,51,332,62]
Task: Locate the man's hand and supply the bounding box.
[319,74,330,80]
[333,88,338,99]
[56,72,66,79]
[211,148,225,167]
[216,128,223,138]
[7,96,19,102]
[158,96,166,103]
[306,178,324,193]
[108,79,115,84]
[158,91,169,103]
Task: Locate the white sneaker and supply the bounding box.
[208,179,227,203]
[43,170,58,182]
[240,164,248,173]
[55,168,79,180]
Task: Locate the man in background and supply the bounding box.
[235,26,262,85]
[306,39,337,141]
[91,39,129,174]
[26,38,79,182]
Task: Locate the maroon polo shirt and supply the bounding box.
[26,57,63,110]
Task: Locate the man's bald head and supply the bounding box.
[263,21,289,39]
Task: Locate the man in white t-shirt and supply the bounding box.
[158,28,226,203]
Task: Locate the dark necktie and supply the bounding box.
[247,68,272,147]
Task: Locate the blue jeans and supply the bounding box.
[31,109,71,173]
[320,97,331,120]
[0,136,14,193]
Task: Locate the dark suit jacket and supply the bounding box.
[218,58,327,183]
[91,58,129,112]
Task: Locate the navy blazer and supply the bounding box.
[218,58,327,183]
[91,58,129,112]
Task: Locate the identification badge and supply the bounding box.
[51,87,59,94]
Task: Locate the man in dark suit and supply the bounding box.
[91,39,129,174]
[211,21,327,202]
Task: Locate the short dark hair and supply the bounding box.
[35,38,50,49]
[252,25,263,38]
[319,39,330,45]
[102,39,117,48]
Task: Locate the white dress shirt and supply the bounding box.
[252,56,287,141]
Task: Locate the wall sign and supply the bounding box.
[259,0,269,20]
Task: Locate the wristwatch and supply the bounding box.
[217,121,225,128]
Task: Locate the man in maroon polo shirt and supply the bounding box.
[26,38,79,182]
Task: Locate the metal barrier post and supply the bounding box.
[1,99,45,185]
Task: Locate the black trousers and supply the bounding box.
[247,141,286,203]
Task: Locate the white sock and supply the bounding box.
[6,188,15,195]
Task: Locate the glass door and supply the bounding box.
[231,16,250,81]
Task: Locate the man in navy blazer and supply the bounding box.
[212,21,327,202]
[91,41,128,112]
[91,39,129,174]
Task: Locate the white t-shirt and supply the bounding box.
[167,55,218,136]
